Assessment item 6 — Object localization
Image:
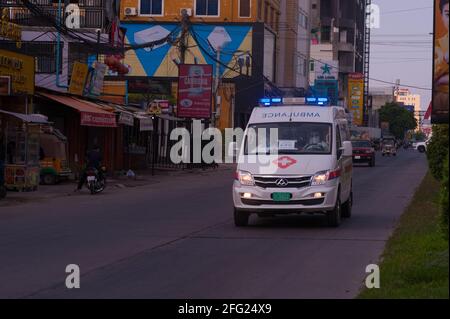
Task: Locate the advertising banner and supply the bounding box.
[80,112,117,127]
[123,23,252,78]
[69,62,89,96]
[87,62,107,96]
[432,0,449,123]
[0,49,34,95]
[177,64,213,119]
[347,73,365,126]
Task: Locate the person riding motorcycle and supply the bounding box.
[76,145,103,191]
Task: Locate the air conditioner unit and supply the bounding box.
[180,8,193,16]
[124,7,138,16]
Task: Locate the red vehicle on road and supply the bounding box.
[351,140,376,167]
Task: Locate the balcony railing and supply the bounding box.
[0,0,53,7]
[8,6,104,29]
[0,0,103,7]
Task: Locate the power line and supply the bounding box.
[369,78,432,91]
[382,6,433,15]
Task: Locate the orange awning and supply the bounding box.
[38,92,117,127]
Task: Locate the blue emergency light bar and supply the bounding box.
[259,98,271,106]
[259,96,329,106]
[259,97,283,106]
[306,97,329,106]
[271,98,282,103]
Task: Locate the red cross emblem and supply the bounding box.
[273,156,297,169]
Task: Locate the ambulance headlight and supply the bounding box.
[236,170,255,186]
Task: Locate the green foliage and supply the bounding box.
[440,152,449,241]
[358,173,449,298]
[379,102,417,139]
[427,124,449,180]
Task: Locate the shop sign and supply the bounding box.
[138,117,153,131]
[0,8,22,48]
[177,64,212,119]
[86,62,107,96]
[347,73,364,126]
[80,112,117,127]
[118,111,134,126]
[0,49,34,95]
[69,62,89,96]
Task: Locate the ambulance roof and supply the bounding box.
[248,105,347,125]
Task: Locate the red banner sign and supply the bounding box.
[177,64,213,119]
[81,112,117,127]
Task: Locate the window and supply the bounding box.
[196,0,219,16]
[0,41,61,74]
[239,0,251,18]
[139,0,163,16]
[244,123,333,155]
[321,27,331,42]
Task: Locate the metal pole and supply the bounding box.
[56,0,68,89]
[213,48,221,128]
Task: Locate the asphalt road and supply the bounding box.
[0,149,428,299]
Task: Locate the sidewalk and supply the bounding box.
[0,164,235,207]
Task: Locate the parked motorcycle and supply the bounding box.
[85,166,106,195]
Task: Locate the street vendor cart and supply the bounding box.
[0,110,49,192]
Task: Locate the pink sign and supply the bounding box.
[177,64,213,119]
[81,112,117,127]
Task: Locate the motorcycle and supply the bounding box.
[382,144,397,156]
[85,166,106,195]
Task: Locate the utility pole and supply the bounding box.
[363,0,371,127]
[212,47,221,128]
[180,10,190,64]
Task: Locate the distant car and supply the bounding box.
[352,140,376,166]
[414,140,429,153]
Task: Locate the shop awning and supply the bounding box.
[0,110,49,124]
[38,92,117,128]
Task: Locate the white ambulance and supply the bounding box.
[233,97,353,227]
